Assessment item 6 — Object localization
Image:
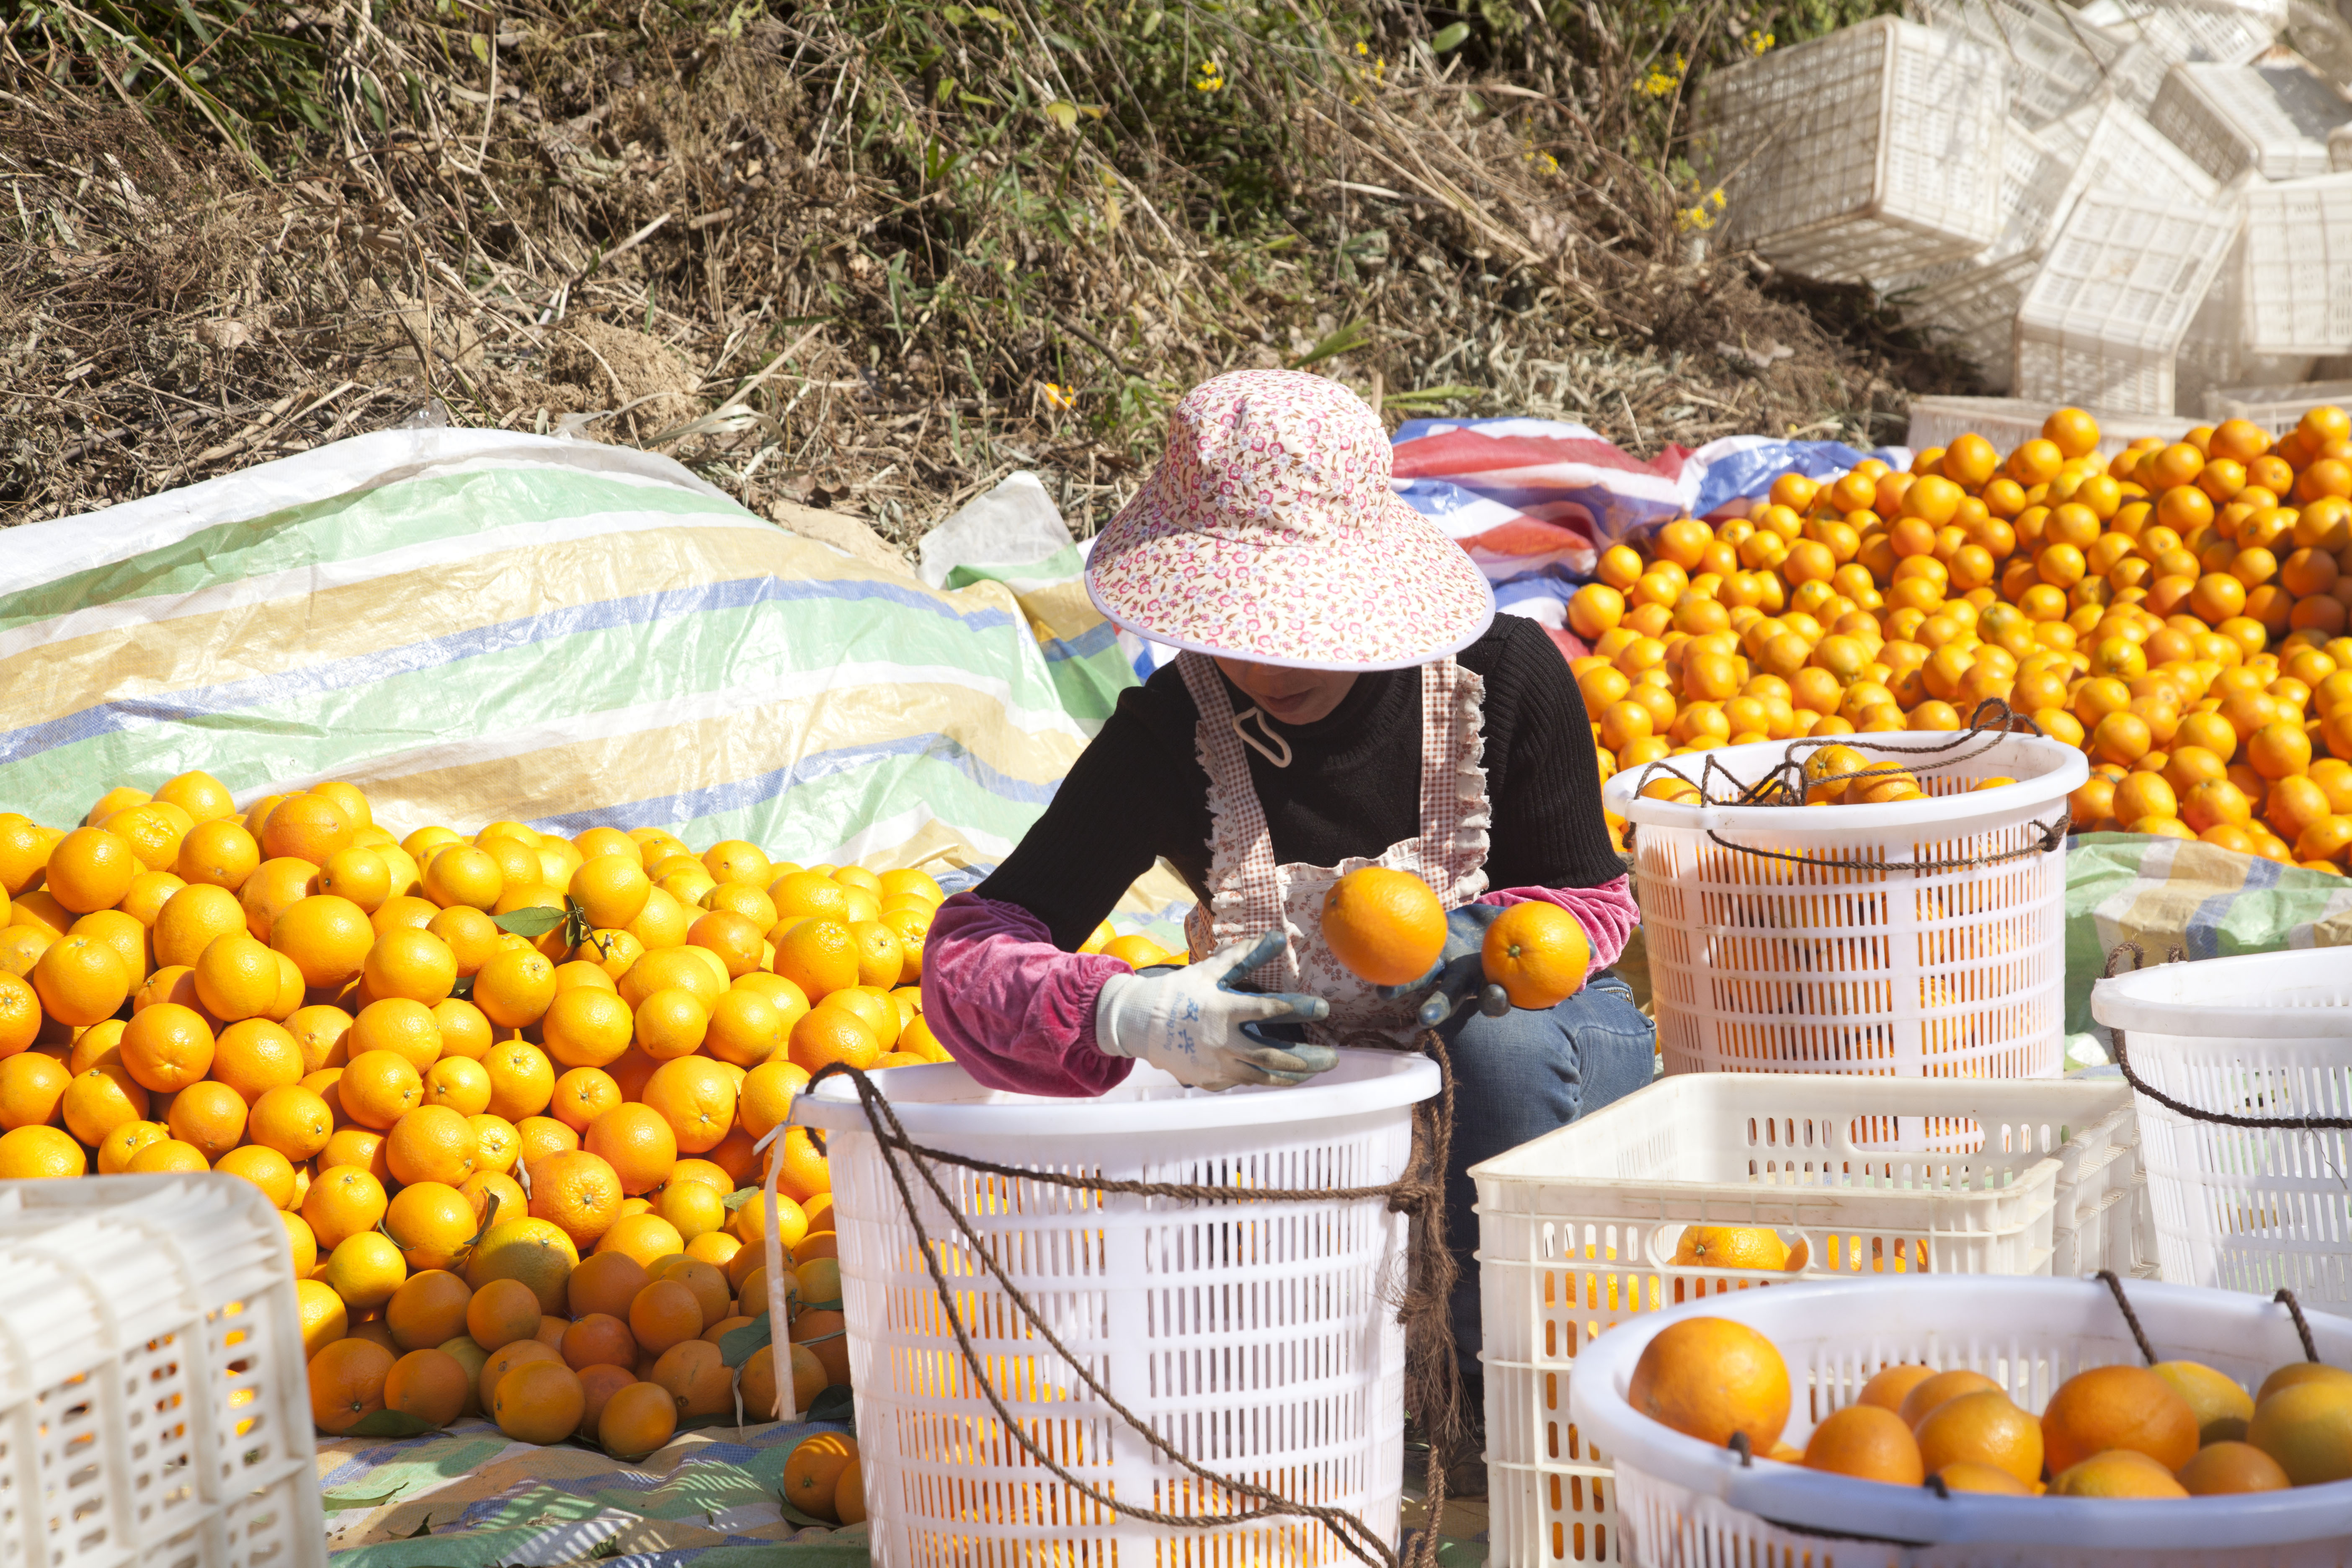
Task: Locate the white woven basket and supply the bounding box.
[1602,731,2086,1079]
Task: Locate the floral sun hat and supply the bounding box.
[1084,369,1495,670]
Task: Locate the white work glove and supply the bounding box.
[1095,931,1338,1091]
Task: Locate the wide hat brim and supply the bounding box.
[1085,477,1496,671]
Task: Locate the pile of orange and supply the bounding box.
[1570,406,2352,871]
[1632,1314,2352,1497]
[0,772,961,1452]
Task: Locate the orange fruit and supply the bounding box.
[2050,1447,2190,1498]
[340,1049,424,1129]
[467,1112,521,1173]
[163,1078,245,1156]
[238,857,319,942]
[2179,1439,2291,1494]
[363,928,459,1004]
[562,1312,639,1372]
[0,1051,68,1131]
[0,1124,85,1179]
[772,918,860,1002]
[651,1338,731,1420]
[570,855,653,930]
[286,1003,354,1072]
[465,1217,578,1315]
[700,840,769,886]
[175,818,259,892]
[96,1117,167,1174]
[211,1017,303,1101]
[319,847,391,913]
[598,1212,687,1270]
[781,1432,856,1522]
[461,1169,526,1228]
[304,1163,390,1248]
[467,1277,545,1351]
[45,828,140,914]
[543,987,635,1069]
[152,884,245,970]
[151,770,233,826]
[372,895,439,937]
[248,1084,334,1161]
[842,921,903,990]
[531,1149,624,1246]
[576,1363,636,1436]
[583,1101,677,1196]
[387,1270,475,1351]
[387,1104,479,1186]
[280,1208,319,1273]
[772,1127,831,1205]
[641,1056,737,1155]
[424,845,503,911]
[384,1180,479,1271]
[516,1115,580,1169]
[657,1256,731,1323]
[194,932,279,1022]
[2247,1377,2352,1485]
[702,988,785,1069]
[771,871,849,922]
[70,908,147,988]
[788,1006,878,1079]
[127,1137,208,1173]
[687,910,766,980]
[0,972,38,1057]
[740,1060,811,1140]
[262,794,353,865]
[628,1279,704,1356]
[58,1065,145,1147]
[1318,868,1446,987]
[627,887,692,951]
[428,906,503,977]
[493,1358,587,1444]
[552,1066,623,1133]
[272,894,374,989]
[619,946,725,1008]
[1627,1317,1789,1450]
[1802,1403,1922,1485]
[1857,1364,1937,1414]
[1897,1368,1999,1429]
[632,989,709,1062]
[2041,1364,2198,1474]
[432,997,494,1061]
[119,1002,215,1092]
[309,1337,396,1434]
[383,1347,469,1429]
[423,1055,493,1116]
[324,1230,407,1309]
[658,1179,727,1243]
[569,1251,653,1322]
[1914,1389,2044,1486]
[482,1040,556,1122]
[477,1336,559,1408]
[1480,902,1591,1011]
[319,1125,391,1179]
[475,948,557,1029]
[215,1142,298,1208]
[2154,1359,2257,1446]
[598,1379,678,1458]
[32,934,129,1028]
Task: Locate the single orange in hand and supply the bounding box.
[1319,867,1445,987]
[1481,902,1590,1010]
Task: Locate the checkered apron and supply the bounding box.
[1177,651,1492,1047]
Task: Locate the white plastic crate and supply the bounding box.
[2236,173,2352,354]
[1473,1073,2146,1568]
[2205,374,2352,427]
[796,1051,1437,1567]
[2041,92,2223,210]
[1572,1277,2352,1568]
[2013,189,2241,415]
[1906,0,2129,128]
[0,1174,322,1568]
[2093,949,2352,1316]
[2077,0,2281,70]
[1700,17,2007,284]
[1902,393,2192,455]
[2149,58,2352,183]
[1896,251,2046,391]
[2176,224,2323,415]
[1602,732,2084,1079]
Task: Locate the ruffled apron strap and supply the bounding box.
[1416,657,1491,908]
[1175,653,1286,965]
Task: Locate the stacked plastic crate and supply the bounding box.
[1709,0,2352,423]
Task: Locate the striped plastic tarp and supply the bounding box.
[0,430,1132,887]
[2065,831,2352,1037]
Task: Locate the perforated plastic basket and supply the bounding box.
[1902,394,2191,456]
[1571,1276,2352,1567]
[2013,189,2241,415]
[2077,0,2280,70]
[2149,58,2350,183]
[1473,1073,2147,1566]
[796,1051,1439,1566]
[1699,17,2007,284]
[1602,732,2085,1079]
[2231,174,2352,356]
[2093,949,2352,1316]
[0,1174,322,1568]
[1906,0,2129,128]
[2205,375,2352,428]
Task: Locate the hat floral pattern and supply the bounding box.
[1085,369,1494,669]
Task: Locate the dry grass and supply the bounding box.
[0,0,1967,544]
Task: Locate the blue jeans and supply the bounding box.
[1439,970,1655,1399]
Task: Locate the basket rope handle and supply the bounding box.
[2102,943,2352,1132]
[2101,1266,2326,1368]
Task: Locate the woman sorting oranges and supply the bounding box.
[921,370,1653,1485]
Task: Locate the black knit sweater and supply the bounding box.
[977,616,1622,951]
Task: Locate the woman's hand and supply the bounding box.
[1095,932,1337,1091]
[1378,904,1513,1027]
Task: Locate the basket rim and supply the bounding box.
[1602,733,2088,831]
[1568,1275,2352,1548]
[2091,948,2352,1038]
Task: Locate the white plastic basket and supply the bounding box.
[1906,0,2129,128]
[2204,375,2352,428]
[2041,93,2224,210]
[1473,1073,2149,1567]
[1902,394,2192,455]
[2092,949,2352,1316]
[1602,732,2086,1079]
[1700,18,2007,285]
[0,1174,322,1568]
[1570,1276,2352,1567]
[2149,58,2349,183]
[2077,0,2280,70]
[2234,174,2352,356]
[2013,189,2242,415]
[796,1050,1439,1566]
